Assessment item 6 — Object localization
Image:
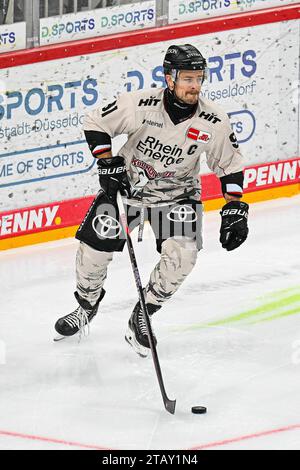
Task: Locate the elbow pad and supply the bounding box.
[220,171,244,198]
[84,130,112,158]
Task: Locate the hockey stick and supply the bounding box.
[116,192,176,415]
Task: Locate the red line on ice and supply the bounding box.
[188,424,300,450]
[2,424,300,449]
[0,429,112,450]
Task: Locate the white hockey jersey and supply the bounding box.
[83,88,244,206]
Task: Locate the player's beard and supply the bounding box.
[173,88,199,105]
[182,91,199,105]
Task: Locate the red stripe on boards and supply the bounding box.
[0,5,299,69]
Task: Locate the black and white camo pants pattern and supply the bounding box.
[76,237,198,308]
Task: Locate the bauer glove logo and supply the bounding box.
[221,208,248,219]
[98,166,126,175]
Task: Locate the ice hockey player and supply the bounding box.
[54,44,249,357]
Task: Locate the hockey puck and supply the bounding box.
[191,406,207,414]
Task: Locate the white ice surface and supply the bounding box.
[0,195,300,450]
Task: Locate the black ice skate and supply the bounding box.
[125,301,161,357]
[54,289,105,341]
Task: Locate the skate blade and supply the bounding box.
[125,329,149,358]
[53,333,67,342]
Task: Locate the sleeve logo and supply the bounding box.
[101,101,117,117]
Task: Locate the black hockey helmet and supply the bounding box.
[163,44,207,81]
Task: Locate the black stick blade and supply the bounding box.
[165,398,176,415]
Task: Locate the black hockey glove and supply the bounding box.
[97,156,132,201]
[220,200,249,251]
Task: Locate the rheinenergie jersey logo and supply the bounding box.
[136,136,184,168]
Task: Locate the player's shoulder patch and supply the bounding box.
[197,97,227,126]
[138,95,161,107]
[128,88,164,109]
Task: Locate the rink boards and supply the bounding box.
[0,156,299,250]
[0,4,299,249]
